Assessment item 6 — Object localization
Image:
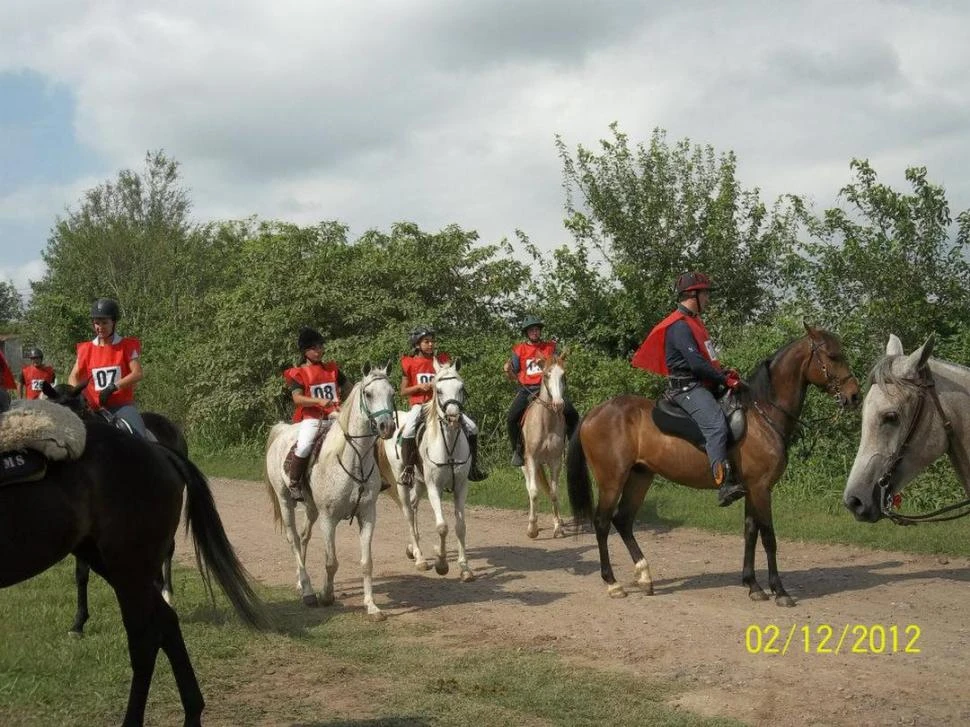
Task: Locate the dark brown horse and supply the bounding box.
[0,419,267,726]
[567,325,860,605]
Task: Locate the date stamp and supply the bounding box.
[744,624,921,655]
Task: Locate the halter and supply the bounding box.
[810,339,855,401]
[424,372,470,492]
[521,363,566,416]
[872,363,970,525]
[340,372,394,523]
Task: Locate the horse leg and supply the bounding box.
[453,480,475,582]
[113,582,164,727]
[588,466,628,599]
[547,459,565,539]
[611,470,654,595]
[299,496,319,565]
[356,502,385,621]
[70,556,91,637]
[742,498,768,601]
[318,515,338,607]
[523,457,541,539]
[281,492,317,606]
[425,477,450,576]
[399,482,427,569]
[160,542,174,605]
[754,488,795,607]
[155,590,205,726]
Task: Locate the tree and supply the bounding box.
[0,281,22,326]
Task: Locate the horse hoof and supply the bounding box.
[368,611,387,622]
[607,584,627,599]
[775,594,796,607]
[319,594,335,607]
[639,583,654,596]
[460,570,476,583]
[552,525,563,539]
[405,545,415,560]
[527,526,539,539]
[302,594,320,607]
[748,590,770,602]
[435,561,449,576]
[68,630,84,639]
[416,560,432,572]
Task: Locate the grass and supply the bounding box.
[0,561,739,727]
[197,442,970,559]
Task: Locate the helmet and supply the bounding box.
[297,326,325,352]
[520,315,544,334]
[26,347,43,360]
[91,298,121,321]
[409,325,436,349]
[674,272,712,296]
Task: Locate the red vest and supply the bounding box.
[76,337,141,408]
[631,309,720,375]
[401,352,450,406]
[513,341,556,386]
[21,364,56,400]
[284,361,340,422]
[0,351,14,390]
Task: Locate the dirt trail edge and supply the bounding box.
[179,478,970,727]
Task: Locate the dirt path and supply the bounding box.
[183,479,970,726]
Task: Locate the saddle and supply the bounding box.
[0,398,87,488]
[652,390,746,450]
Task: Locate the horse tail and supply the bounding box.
[566,417,594,525]
[375,441,401,506]
[162,449,270,629]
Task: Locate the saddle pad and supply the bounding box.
[652,397,742,450]
[0,449,48,487]
[0,398,86,461]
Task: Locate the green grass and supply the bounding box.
[0,561,738,727]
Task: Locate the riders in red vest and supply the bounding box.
[504,315,579,466]
[19,347,55,400]
[397,326,486,487]
[68,298,152,439]
[632,272,747,507]
[281,326,348,502]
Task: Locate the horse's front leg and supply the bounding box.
[424,474,450,576]
[70,556,91,637]
[280,490,317,606]
[611,471,653,595]
[398,481,428,570]
[317,513,338,608]
[357,501,385,621]
[547,458,565,538]
[523,458,541,539]
[746,486,794,606]
[452,479,475,582]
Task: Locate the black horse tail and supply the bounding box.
[162,448,270,630]
[566,416,594,525]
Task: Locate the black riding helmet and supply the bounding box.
[409,325,436,350]
[26,347,43,360]
[91,297,121,321]
[297,326,325,352]
[520,315,544,335]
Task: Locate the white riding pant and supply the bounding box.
[294,417,322,458]
[400,403,478,439]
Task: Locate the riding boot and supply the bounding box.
[510,428,524,467]
[714,460,746,507]
[283,445,309,502]
[466,434,487,481]
[400,437,418,488]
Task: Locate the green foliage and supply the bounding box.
[0,281,22,326]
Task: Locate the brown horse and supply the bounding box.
[567,325,860,605]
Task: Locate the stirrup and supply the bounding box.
[717,482,745,507]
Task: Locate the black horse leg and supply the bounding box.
[760,520,795,607]
[71,556,91,636]
[160,542,175,604]
[115,584,163,727]
[742,500,768,601]
[156,592,205,726]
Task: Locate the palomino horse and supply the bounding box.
[568,325,860,605]
[266,363,397,619]
[520,353,568,539]
[41,381,188,636]
[844,334,970,524]
[379,359,476,582]
[0,420,267,727]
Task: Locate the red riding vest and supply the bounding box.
[401,352,451,406]
[0,351,15,390]
[284,361,341,422]
[631,309,721,375]
[20,363,56,400]
[75,337,141,408]
[513,341,556,386]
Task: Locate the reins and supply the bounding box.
[424,373,470,492]
[338,373,394,525]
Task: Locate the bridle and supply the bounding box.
[424,371,470,490]
[339,372,395,523]
[872,363,970,525]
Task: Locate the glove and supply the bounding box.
[724,369,747,391]
[98,383,118,407]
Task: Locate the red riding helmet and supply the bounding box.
[674,272,713,296]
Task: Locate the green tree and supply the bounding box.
[0,281,22,326]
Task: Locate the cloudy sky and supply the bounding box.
[2,0,969,298]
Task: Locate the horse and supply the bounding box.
[567,325,860,605]
[0,419,267,726]
[378,358,476,582]
[265,363,397,620]
[40,382,188,636]
[844,333,970,524]
[520,353,569,539]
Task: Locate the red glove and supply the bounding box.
[724,369,745,390]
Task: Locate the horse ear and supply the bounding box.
[803,321,819,338]
[885,334,905,357]
[453,357,461,372]
[41,381,58,399]
[362,361,373,377]
[900,334,935,377]
[385,358,393,374]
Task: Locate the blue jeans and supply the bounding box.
[108,404,157,443]
[668,384,727,471]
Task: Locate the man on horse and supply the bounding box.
[631,272,747,507]
[68,297,153,439]
[398,325,487,488]
[19,347,56,400]
[281,326,348,501]
[504,315,579,467]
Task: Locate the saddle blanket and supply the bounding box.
[0,398,87,461]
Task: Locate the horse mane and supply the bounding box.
[320,380,361,465]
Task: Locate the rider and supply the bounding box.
[68,297,152,438]
[19,347,56,400]
[504,315,579,467]
[631,272,747,507]
[281,326,348,502]
[398,325,487,488]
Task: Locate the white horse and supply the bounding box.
[266,363,397,620]
[521,353,568,539]
[844,333,970,524]
[379,359,476,582]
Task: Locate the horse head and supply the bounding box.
[358,361,397,440]
[432,357,466,428]
[844,333,938,522]
[540,352,567,412]
[803,323,861,408]
[42,382,91,417]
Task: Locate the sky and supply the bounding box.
[2,0,969,300]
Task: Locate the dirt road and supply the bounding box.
[185,478,970,726]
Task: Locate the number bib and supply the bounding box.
[92,365,122,390]
[30,379,44,391]
[525,358,543,377]
[310,382,338,402]
[416,372,434,385]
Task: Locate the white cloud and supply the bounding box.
[0,259,46,298]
